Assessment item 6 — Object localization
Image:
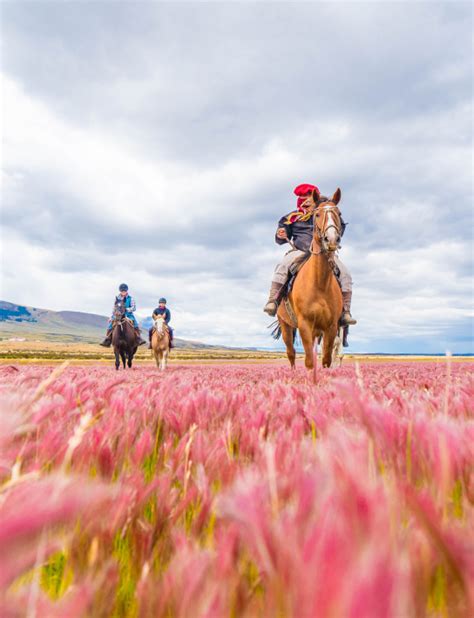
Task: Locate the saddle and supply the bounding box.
[112,316,136,328]
[276,253,349,345]
[277,253,342,304]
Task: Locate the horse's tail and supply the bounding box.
[269,320,297,343]
[269,320,282,340]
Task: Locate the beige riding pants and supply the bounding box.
[272,249,352,293]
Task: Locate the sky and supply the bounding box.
[1,1,472,353]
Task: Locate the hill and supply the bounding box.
[0,300,221,349]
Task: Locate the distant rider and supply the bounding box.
[100,283,146,347]
[148,297,174,348]
[263,183,357,327]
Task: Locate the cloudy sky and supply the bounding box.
[1,1,472,352]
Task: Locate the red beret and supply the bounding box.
[294,183,319,196]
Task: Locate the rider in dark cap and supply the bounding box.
[100,283,146,347]
[148,297,174,348]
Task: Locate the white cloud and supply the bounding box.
[1,2,472,352]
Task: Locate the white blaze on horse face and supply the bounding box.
[325,210,339,248]
[154,317,164,333]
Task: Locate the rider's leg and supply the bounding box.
[168,326,174,348]
[334,257,357,326]
[264,250,306,317]
[148,327,153,349]
[100,322,114,347]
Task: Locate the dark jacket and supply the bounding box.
[152,307,171,324]
[275,213,346,252]
[275,214,314,252]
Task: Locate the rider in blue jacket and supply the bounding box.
[148,297,174,348]
[100,283,146,347]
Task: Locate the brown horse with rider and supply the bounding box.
[265,184,356,369]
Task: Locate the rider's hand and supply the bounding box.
[277,228,288,240]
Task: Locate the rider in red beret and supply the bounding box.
[263,183,356,332]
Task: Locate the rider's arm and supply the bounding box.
[128,297,136,313]
[165,309,171,324]
[275,215,292,245]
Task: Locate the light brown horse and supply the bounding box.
[151,315,171,370]
[277,188,344,370]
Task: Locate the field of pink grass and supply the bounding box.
[0,361,473,617]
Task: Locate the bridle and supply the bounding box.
[113,303,126,333]
[310,202,342,259]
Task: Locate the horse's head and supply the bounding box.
[153,315,165,334]
[312,188,343,253]
[113,301,126,322]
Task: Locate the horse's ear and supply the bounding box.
[312,188,320,203]
[332,188,341,205]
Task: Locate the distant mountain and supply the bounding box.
[0,301,222,348]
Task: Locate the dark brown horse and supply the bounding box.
[277,188,344,370]
[111,302,139,370]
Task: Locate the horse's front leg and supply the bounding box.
[127,352,133,368]
[322,325,338,368]
[114,350,120,371]
[280,319,296,369]
[298,320,316,370]
[120,350,126,368]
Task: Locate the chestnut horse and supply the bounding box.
[277,188,344,370]
[151,315,170,370]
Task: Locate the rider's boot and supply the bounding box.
[148,328,153,349]
[100,332,112,347]
[135,328,146,346]
[169,333,175,349]
[263,282,284,317]
[341,291,357,326]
